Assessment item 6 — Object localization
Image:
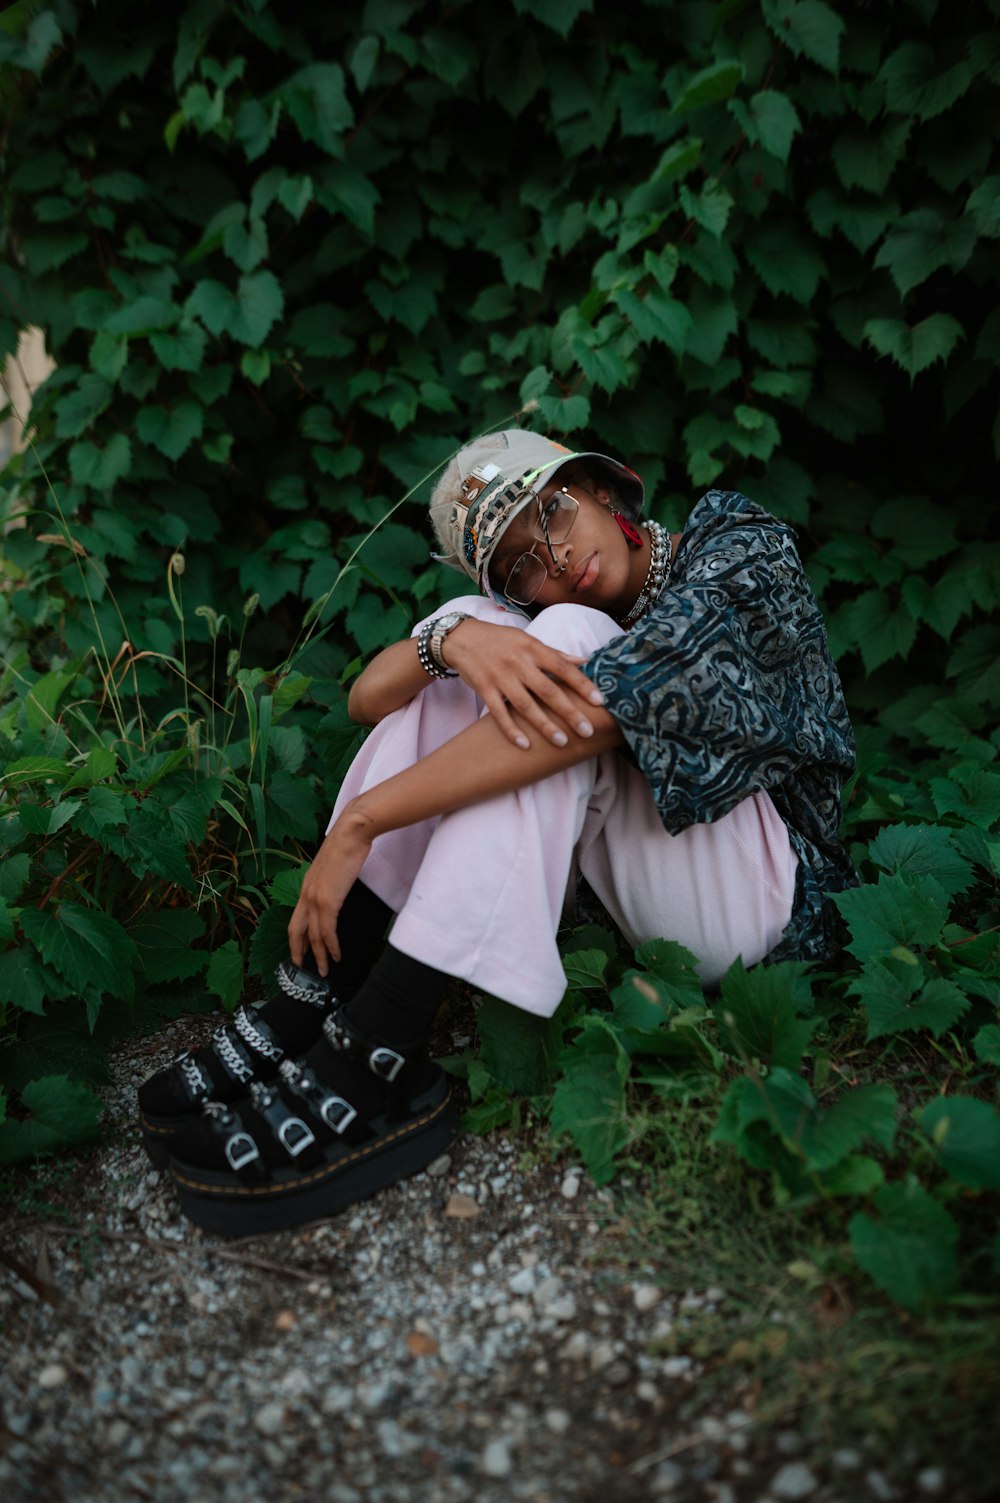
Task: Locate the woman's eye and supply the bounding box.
[541,499,560,523]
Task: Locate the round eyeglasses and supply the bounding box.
[501,489,580,606]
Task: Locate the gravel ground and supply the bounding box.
[0,1017,959,1503]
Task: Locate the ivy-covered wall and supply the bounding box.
[1,0,996,694]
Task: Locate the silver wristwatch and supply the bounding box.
[428,610,468,672]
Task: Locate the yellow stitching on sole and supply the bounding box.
[171,1093,453,1199]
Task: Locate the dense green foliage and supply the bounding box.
[0,0,997,1312]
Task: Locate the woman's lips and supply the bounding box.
[572,553,599,592]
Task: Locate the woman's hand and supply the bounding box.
[288,807,374,977]
[443,617,605,749]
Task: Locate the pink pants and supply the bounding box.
[328,597,798,1018]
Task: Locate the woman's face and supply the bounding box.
[489,479,644,618]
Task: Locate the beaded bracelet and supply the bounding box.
[416,621,454,680]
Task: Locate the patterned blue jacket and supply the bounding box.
[583,489,858,965]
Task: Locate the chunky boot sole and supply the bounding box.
[168,1077,458,1239]
[140,1109,199,1170]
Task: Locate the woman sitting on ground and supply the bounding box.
[138,427,857,1236]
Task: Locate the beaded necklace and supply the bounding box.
[619,519,672,627]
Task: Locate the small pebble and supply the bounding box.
[633,1283,661,1313]
[253,1403,286,1437]
[426,1151,451,1175]
[444,1192,481,1219]
[560,1174,580,1199]
[917,1468,946,1494]
[544,1409,571,1435]
[481,1438,512,1478]
[866,1471,897,1501]
[771,1462,818,1499]
[652,1459,685,1494]
[562,1331,590,1360]
[38,1365,68,1389]
[508,1267,536,1296]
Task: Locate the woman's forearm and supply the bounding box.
[347,638,428,725]
[340,694,623,839]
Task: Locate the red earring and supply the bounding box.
[612,511,644,548]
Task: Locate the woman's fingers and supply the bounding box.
[481,689,532,749]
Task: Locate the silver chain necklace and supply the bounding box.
[619,520,672,627]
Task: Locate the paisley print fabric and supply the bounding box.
[583,489,858,965]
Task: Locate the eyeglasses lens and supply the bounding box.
[506,490,578,604]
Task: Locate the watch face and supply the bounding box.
[436,612,463,630]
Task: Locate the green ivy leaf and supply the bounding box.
[840,587,917,673]
[879,43,972,121]
[832,119,911,195]
[807,187,890,255]
[186,278,233,335]
[714,960,816,1070]
[570,339,630,395]
[206,939,244,1012]
[68,434,132,492]
[137,399,204,461]
[349,35,380,92]
[874,210,976,299]
[280,62,353,155]
[54,375,113,439]
[818,1155,885,1199]
[270,865,308,906]
[834,871,949,964]
[762,0,844,74]
[965,176,1000,240]
[745,223,825,304]
[241,349,271,385]
[561,948,609,991]
[929,765,1000,830]
[104,295,180,336]
[287,303,352,358]
[973,1025,1000,1066]
[671,59,744,114]
[551,1018,630,1185]
[679,177,734,238]
[0,946,63,1018]
[224,215,269,273]
[0,1075,103,1165]
[278,174,314,221]
[248,903,293,981]
[730,90,801,164]
[510,0,593,37]
[20,903,138,1008]
[849,1181,959,1310]
[477,994,570,1096]
[129,908,206,985]
[921,1097,1000,1193]
[0,852,30,903]
[319,164,381,237]
[867,824,974,902]
[853,967,969,1042]
[149,320,207,373]
[230,270,285,346]
[89,330,128,382]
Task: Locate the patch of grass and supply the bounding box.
[602,1095,1000,1500]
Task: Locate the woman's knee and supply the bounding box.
[415,594,521,633]
[526,602,623,654]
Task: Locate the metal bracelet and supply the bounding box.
[417,621,453,680]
